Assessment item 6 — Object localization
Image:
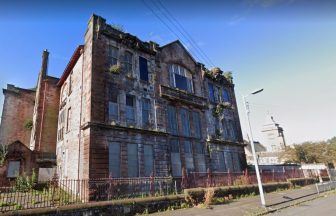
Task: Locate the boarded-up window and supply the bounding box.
[142,98,150,126]
[232,152,241,172]
[7,161,20,178]
[126,94,135,124]
[194,142,206,172]
[139,56,148,81]
[180,108,190,137]
[108,142,120,177]
[144,145,153,176]
[224,151,234,172]
[184,140,194,172]
[170,139,182,177]
[167,105,178,135]
[213,151,226,172]
[192,111,202,138]
[108,45,119,66]
[127,144,138,177]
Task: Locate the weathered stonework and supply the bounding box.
[55,15,247,181]
[0,14,247,183]
[0,85,35,147]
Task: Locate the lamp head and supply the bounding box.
[251,88,264,95]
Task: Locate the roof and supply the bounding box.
[57,45,84,87]
[161,40,198,64]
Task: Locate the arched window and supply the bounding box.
[169,64,193,93]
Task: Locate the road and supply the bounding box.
[270,192,336,216]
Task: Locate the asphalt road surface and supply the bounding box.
[270,192,336,216]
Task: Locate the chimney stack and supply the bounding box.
[40,49,49,78]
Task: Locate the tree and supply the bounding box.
[280,138,336,166]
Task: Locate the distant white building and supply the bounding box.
[261,115,286,152]
[245,115,286,165]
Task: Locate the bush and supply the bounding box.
[184,182,291,205]
[184,188,205,205]
[14,170,37,192]
[0,144,8,166]
[287,178,317,187]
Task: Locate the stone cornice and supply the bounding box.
[81,122,168,136]
[207,138,246,147]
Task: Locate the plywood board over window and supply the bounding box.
[127,144,138,177]
[108,142,120,177]
[7,161,20,178]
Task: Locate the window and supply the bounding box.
[194,142,206,173]
[167,105,178,135]
[224,151,234,172]
[184,140,194,172]
[208,82,215,102]
[192,111,202,138]
[139,56,149,81]
[66,108,71,132]
[109,45,119,66]
[215,86,221,103]
[58,109,65,141]
[223,119,237,141]
[126,94,135,124]
[180,108,190,137]
[144,145,153,176]
[228,120,238,141]
[68,72,72,95]
[108,87,119,121]
[170,139,182,176]
[7,161,20,178]
[169,64,193,93]
[108,142,120,177]
[142,98,150,126]
[127,144,138,177]
[232,152,241,172]
[122,51,133,72]
[214,151,226,172]
[222,88,230,103]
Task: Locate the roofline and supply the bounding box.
[3,84,36,95]
[57,45,84,87]
[161,40,199,64]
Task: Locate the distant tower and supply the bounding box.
[261,115,286,152]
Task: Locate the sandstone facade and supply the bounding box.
[55,15,247,180]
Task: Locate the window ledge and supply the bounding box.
[207,138,246,146]
[160,85,207,108]
[81,122,168,136]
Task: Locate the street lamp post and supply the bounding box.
[243,88,266,207]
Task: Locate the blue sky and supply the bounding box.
[0,0,335,144]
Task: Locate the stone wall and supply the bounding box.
[56,53,84,179]
[0,85,35,147]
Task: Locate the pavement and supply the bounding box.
[152,184,326,216]
[269,192,336,216]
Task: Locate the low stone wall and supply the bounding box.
[3,179,318,215]
[2,195,185,216]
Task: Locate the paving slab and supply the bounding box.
[152,185,320,216]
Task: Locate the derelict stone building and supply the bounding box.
[0,14,246,181]
[55,15,246,180]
